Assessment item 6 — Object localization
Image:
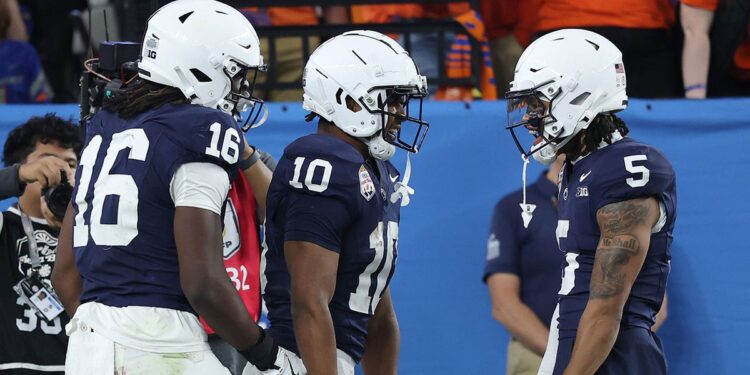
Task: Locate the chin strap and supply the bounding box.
[520,154,536,228]
[390,152,415,207]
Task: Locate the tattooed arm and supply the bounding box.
[563,197,660,375]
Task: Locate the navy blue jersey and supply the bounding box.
[265,134,401,362]
[483,173,564,328]
[71,104,245,313]
[555,137,676,339]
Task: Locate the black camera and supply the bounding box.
[80,41,141,127]
[42,170,73,219]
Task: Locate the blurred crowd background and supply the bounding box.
[2,0,749,106]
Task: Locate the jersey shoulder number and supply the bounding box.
[280,134,365,198]
[590,139,675,208]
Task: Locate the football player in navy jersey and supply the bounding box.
[51,1,294,374]
[262,30,429,375]
[504,29,676,375]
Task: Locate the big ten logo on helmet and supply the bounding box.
[146,36,159,59]
[222,200,241,259]
[17,230,57,278]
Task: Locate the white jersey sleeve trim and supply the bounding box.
[652,200,667,234]
[169,162,230,215]
[0,363,66,372]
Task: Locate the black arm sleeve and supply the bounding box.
[256,148,278,172]
[0,164,24,200]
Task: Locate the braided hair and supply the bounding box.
[103,79,190,119]
[560,113,630,159]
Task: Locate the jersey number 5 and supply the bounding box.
[74,129,149,247]
[624,155,650,188]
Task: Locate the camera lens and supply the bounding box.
[42,171,73,219]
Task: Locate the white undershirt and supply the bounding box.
[169,162,230,214]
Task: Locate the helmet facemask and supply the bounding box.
[360,84,430,155]
[224,62,268,131]
[505,80,565,164]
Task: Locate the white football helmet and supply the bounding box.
[302,30,429,160]
[138,0,266,129]
[506,29,628,164]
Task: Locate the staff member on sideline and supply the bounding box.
[483,156,565,375]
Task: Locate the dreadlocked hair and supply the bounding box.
[561,113,630,159]
[103,79,190,119]
[583,113,629,151]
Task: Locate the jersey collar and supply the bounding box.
[8,205,49,225]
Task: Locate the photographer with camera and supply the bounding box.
[0,114,81,374]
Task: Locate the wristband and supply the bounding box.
[237,148,261,171]
[238,328,279,371]
[684,84,706,93]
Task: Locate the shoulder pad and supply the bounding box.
[590,139,675,208]
[284,134,365,166]
[277,134,365,198]
[154,105,245,168]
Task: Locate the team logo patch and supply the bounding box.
[576,186,589,197]
[17,230,58,278]
[222,200,241,259]
[359,165,375,201]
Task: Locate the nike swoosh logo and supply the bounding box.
[286,357,298,375]
[579,171,592,182]
[389,174,399,183]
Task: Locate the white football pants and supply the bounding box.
[65,318,230,375]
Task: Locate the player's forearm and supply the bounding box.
[361,296,400,375]
[563,307,621,375]
[292,300,338,375]
[493,299,549,356]
[185,276,262,349]
[51,203,82,316]
[242,160,272,220]
[174,206,262,350]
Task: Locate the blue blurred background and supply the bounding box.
[1,99,749,374]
